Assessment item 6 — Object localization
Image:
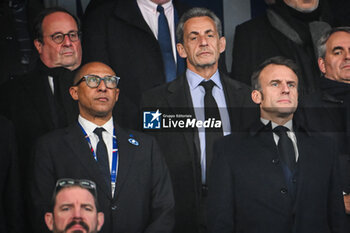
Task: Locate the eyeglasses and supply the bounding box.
[48,30,80,44]
[75,74,120,89]
[54,178,97,198]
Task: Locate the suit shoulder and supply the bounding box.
[236,14,270,32]
[222,74,251,91]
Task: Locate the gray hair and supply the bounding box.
[317,27,350,59]
[176,7,222,44]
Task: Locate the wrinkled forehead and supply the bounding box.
[55,186,96,208]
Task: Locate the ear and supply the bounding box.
[97,212,105,231]
[219,36,226,54]
[34,39,43,54]
[251,90,262,104]
[318,57,326,74]
[69,86,79,101]
[176,43,187,58]
[44,213,54,231]
[114,88,120,102]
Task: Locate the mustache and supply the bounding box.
[64,219,89,232]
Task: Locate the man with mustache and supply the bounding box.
[31,61,175,233]
[45,179,104,233]
[208,56,347,233]
[141,8,256,233]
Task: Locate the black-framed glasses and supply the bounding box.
[48,30,80,44]
[75,74,120,89]
[54,178,97,198]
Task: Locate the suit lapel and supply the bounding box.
[114,125,137,199]
[113,0,154,36]
[64,124,113,200]
[166,75,200,154]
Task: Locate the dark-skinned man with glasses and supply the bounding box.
[0,7,81,232]
[44,179,105,233]
[30,61,175,233]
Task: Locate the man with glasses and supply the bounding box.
[0,7,80,232]
[31,61,175,233]
[45,179,104,233]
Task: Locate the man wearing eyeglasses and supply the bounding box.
[0,7,81,232]
[45,179,104,233]
[31,61,175,233]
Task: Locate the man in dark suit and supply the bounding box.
[300,27,350,216]
[0,7,80,179]
[231,0,332,94]
[82,0,187,129]
[141,8,256,233]
[208,56,346,233]
[31,61,175,233]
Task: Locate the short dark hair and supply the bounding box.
[176,7,222,44]
[317,26,350,59]
[33,7,80,43]
[251,56,301,91]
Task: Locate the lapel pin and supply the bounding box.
[128,138,139,146]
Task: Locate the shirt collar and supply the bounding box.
[78,115,114,136]
[260,118,293,131]
[137,0,173,14]
[186,69,222,90]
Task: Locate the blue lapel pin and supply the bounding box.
[128,135,139,146]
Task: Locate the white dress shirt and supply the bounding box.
[261,118,299,161]
[137,0,177,62]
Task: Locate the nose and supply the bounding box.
[73,207,82,218]
[281,82,290,94]
[345,50,350,60]
[97,79,107,91]
[62,34,72,46]
[199,35,208,46]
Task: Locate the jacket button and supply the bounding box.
[111,205,117,210]
[280,188,288,194]
[272,158,279,164]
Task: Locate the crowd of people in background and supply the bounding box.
[0,0,349,233]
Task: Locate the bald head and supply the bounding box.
[70,61,120,125]
[74,62,116,85]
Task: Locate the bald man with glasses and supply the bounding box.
[30,61,175,233]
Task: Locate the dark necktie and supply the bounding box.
[273,126,296,172]
[157,4,177,83]
[94,128,111,185]
[199,80,223,183]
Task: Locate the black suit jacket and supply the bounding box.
[231,10,324,94]
[0,62,78,181]
[141,72,258,233]
[0,116,24,233]
[30,122,174,233]
[82,0,187,130]
[208,119,347,233]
